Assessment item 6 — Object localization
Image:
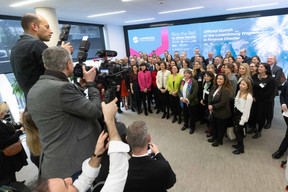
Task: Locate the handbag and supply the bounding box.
[227,127,236,140]
[1,140,22,156]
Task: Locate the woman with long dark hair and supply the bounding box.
[208,74,232,147]
[251,63,276,138]
[130,65,141,114]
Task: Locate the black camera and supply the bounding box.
[73,36,92,78]
[57,24,71,46]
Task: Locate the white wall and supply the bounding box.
[103,24,127,60]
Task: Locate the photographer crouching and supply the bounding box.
[27,47,102,180]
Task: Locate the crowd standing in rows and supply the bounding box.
[114,48,288,156]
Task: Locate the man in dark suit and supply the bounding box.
[265,55,283,129]
[10,13,72,100]
[27,47,102,179]
[124,120,176,192]
[205,51,214,65]
[240,49,251,64]
[214,56,222,73]
[191,48,205,63]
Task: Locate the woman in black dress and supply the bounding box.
[251,63,276,138]
[0,102,27,185]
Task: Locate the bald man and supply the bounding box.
[10,13,71,100]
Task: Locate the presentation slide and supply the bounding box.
[127,14,288,72]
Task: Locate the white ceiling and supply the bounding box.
[1,0,288,26]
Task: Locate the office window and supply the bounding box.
[59,23,105,61]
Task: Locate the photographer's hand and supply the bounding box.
[89,130,108,168]
[101,98,121,141]
[83,65,96,82]
[61,41,73,54]
[149,143,159,154]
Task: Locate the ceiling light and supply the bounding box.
[226,3,279,11]
[158,6,204,14]
[87,11,126,18]
[10,0,43,7]
[125,18,155,23]
[122,0,133,2]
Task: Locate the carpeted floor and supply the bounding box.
[17,97,288,192]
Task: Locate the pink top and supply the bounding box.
[138,70,152,92]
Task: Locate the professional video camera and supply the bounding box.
[57,24,71,46]
[73,36,92,78]
[96,50,129,103]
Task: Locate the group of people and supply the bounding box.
[115,48,288,156]
[0,13,176,192]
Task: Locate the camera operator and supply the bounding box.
[10,13,72,100]
[27,47,102,180]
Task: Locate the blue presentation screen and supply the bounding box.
[127,14,288,72]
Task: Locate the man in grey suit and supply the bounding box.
[265,55,283,129]
[27,47,102,179]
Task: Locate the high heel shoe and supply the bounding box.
[162,113,166,119]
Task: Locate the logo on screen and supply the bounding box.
[133,36,139,44]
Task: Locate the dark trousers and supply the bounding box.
[116,89,121,108]
[131,83,141,111]
[141,91,152,112]
[233,109,245,147]
[159,90,169,114]
[212,117,227,143]
[248,102,257,127]
[255,101,268,132]
[152,86,160,110]
[278,116,288,153]
[183,104,197,129]
[266,99,275,124]
[169,94,181,119]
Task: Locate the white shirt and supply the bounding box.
[180,78,190,105]
[234,92,253,125]
[74,141,130,192]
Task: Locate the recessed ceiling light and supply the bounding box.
[125,18,155,23]
[226,3,279,11]
[87,11,126,18]
[10,0,43,7]
[122,0,133,2]
[158,6,204,14]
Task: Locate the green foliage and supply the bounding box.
[11,78,24,98]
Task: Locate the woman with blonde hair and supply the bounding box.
[236,63,252,93]
[22,108,41,167]
[232,79,253,154]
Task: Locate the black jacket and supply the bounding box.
[0,120,27,185]
[10,33,48,99]
[252,74,276,102]
[124,153,176,192]
[280,81,288,106]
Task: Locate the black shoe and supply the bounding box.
[118,109,123,114]
[181,126,188,131]
[162,113,166,119]
[189,129,194,134]
[145,111,148,116]
[264,123,271,129]
[252,131,261,139]
[166,114,170,119]
[156,109,160,114]
[233,148,244,155]
[207,138,215,143]
[131,107,135,112]
[272,150,284,159]
[212,141,222,147]
[232,145,238,149]
[178,119,181,124]
[137,110,141,115]
[148,108,153,114]
[172,118,177,123]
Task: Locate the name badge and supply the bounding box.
[259,83,265,88]
[272,74,275,78]
[205,91,210,94]
[198,78,202,82]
